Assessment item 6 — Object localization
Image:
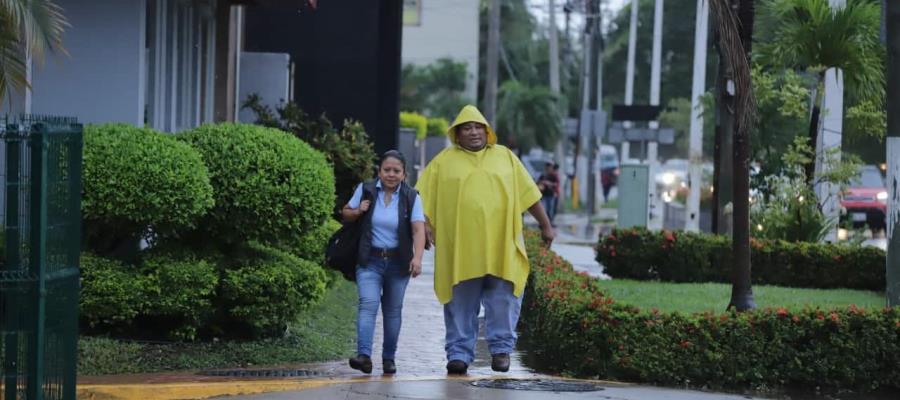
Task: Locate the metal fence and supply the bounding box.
[1,116,82,400]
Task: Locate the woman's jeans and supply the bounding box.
[356,256,411,360]
[443,275,523,364]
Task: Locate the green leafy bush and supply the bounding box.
[523,231,900,391]
[291,218,342,266]
[596,227,885,291]
[80,253,147,329]
[139,253,218,340]
[399,111,428,139]
[426,117,449,137]
[178,123,334,246]
[243,96,376,215]
[221,242,328,337]
[82,123,213,254]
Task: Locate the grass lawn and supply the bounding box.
[597,279,885,314]
[78,278,358,375]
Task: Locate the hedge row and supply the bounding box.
[521,231,900,391]
[595,227,885,291]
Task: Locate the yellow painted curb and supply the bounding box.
[76,378,337,400]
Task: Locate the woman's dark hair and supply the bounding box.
[379,150,407,170]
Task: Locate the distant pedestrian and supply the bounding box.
[341,150,426,375]
[537,161,560,225]
[416,105,555,375]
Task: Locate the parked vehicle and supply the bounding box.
[840,165,888,231]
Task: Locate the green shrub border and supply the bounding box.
[521,231,900,392]
[595,227,885,291]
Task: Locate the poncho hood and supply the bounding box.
[447,105,498,146]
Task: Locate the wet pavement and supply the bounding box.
[215,224,778,400]
[225,378,769,400]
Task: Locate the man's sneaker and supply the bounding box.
[491,353,510,372]
[349,354,372,374]
[446,360,468,375]
[383,359,396,374]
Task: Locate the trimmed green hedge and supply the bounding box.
[521,231,900,391]
[80,252,217,341]
[221,242,328,337]
[178,123,334,246]
[595,227,885,291]
[83,123,213,253]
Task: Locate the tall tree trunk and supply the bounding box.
[712,0,756,311]
[886,0,900,307]
[483,0,501,125]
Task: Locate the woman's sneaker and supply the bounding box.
[349,354,373,374]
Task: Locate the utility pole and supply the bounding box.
[575,0,595,211]
[550,0,567,212]
[588,0,604,214]
[647,0,663,229]
[815,0,846,242]
[885,0,900,306]
[686,0,709,232]
[622,0,639,164]
[484,0,501,125]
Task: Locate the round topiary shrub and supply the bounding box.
[80,253,147,330]
[83,123,214,254]
[177,123,335,246]
[140,253,218,341]
[220,242,328,337]
[292,218,342,266]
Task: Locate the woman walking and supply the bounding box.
[341,150,426,374]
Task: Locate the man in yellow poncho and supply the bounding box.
[416,105,555,375]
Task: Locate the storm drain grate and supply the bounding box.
[470,379,605,392]
[199,369,322,378]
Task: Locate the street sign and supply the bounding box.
[607,125,675,144]
[611,104,663,122]
[578,110,607,138]
[563,117,578,138]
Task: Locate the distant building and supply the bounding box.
[2,0,249,131]
[401,0,480,102]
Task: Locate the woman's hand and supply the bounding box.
[409,257,422,278]
[358,200,371,214]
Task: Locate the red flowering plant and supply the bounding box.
[521,230,900,392]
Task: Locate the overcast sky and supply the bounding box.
[528,0,630,34]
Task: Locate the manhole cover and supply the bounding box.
[470,379,605,392]
[199,369,321,378]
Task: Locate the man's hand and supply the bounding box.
[424,222,435,249]
[541,225,556,246]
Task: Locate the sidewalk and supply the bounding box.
[77,221,769,400]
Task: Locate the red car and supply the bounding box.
[840,165,888,231]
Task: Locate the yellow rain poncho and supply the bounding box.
[416,105,542,304]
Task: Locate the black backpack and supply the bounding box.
[325,183,375,282]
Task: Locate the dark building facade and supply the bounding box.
[244,0,402,154]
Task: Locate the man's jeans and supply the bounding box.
[356,256,411,360]
[443,275,523,364]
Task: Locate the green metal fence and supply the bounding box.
[1,115,82,400]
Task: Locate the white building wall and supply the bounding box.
[30,0,146,125]
[402,0,480,102]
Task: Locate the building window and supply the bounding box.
[403,0,421,26]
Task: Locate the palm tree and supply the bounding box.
[0,0,67,105]
[756,0,883,180]
[711,0,757,311]
[495,80,562,151]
